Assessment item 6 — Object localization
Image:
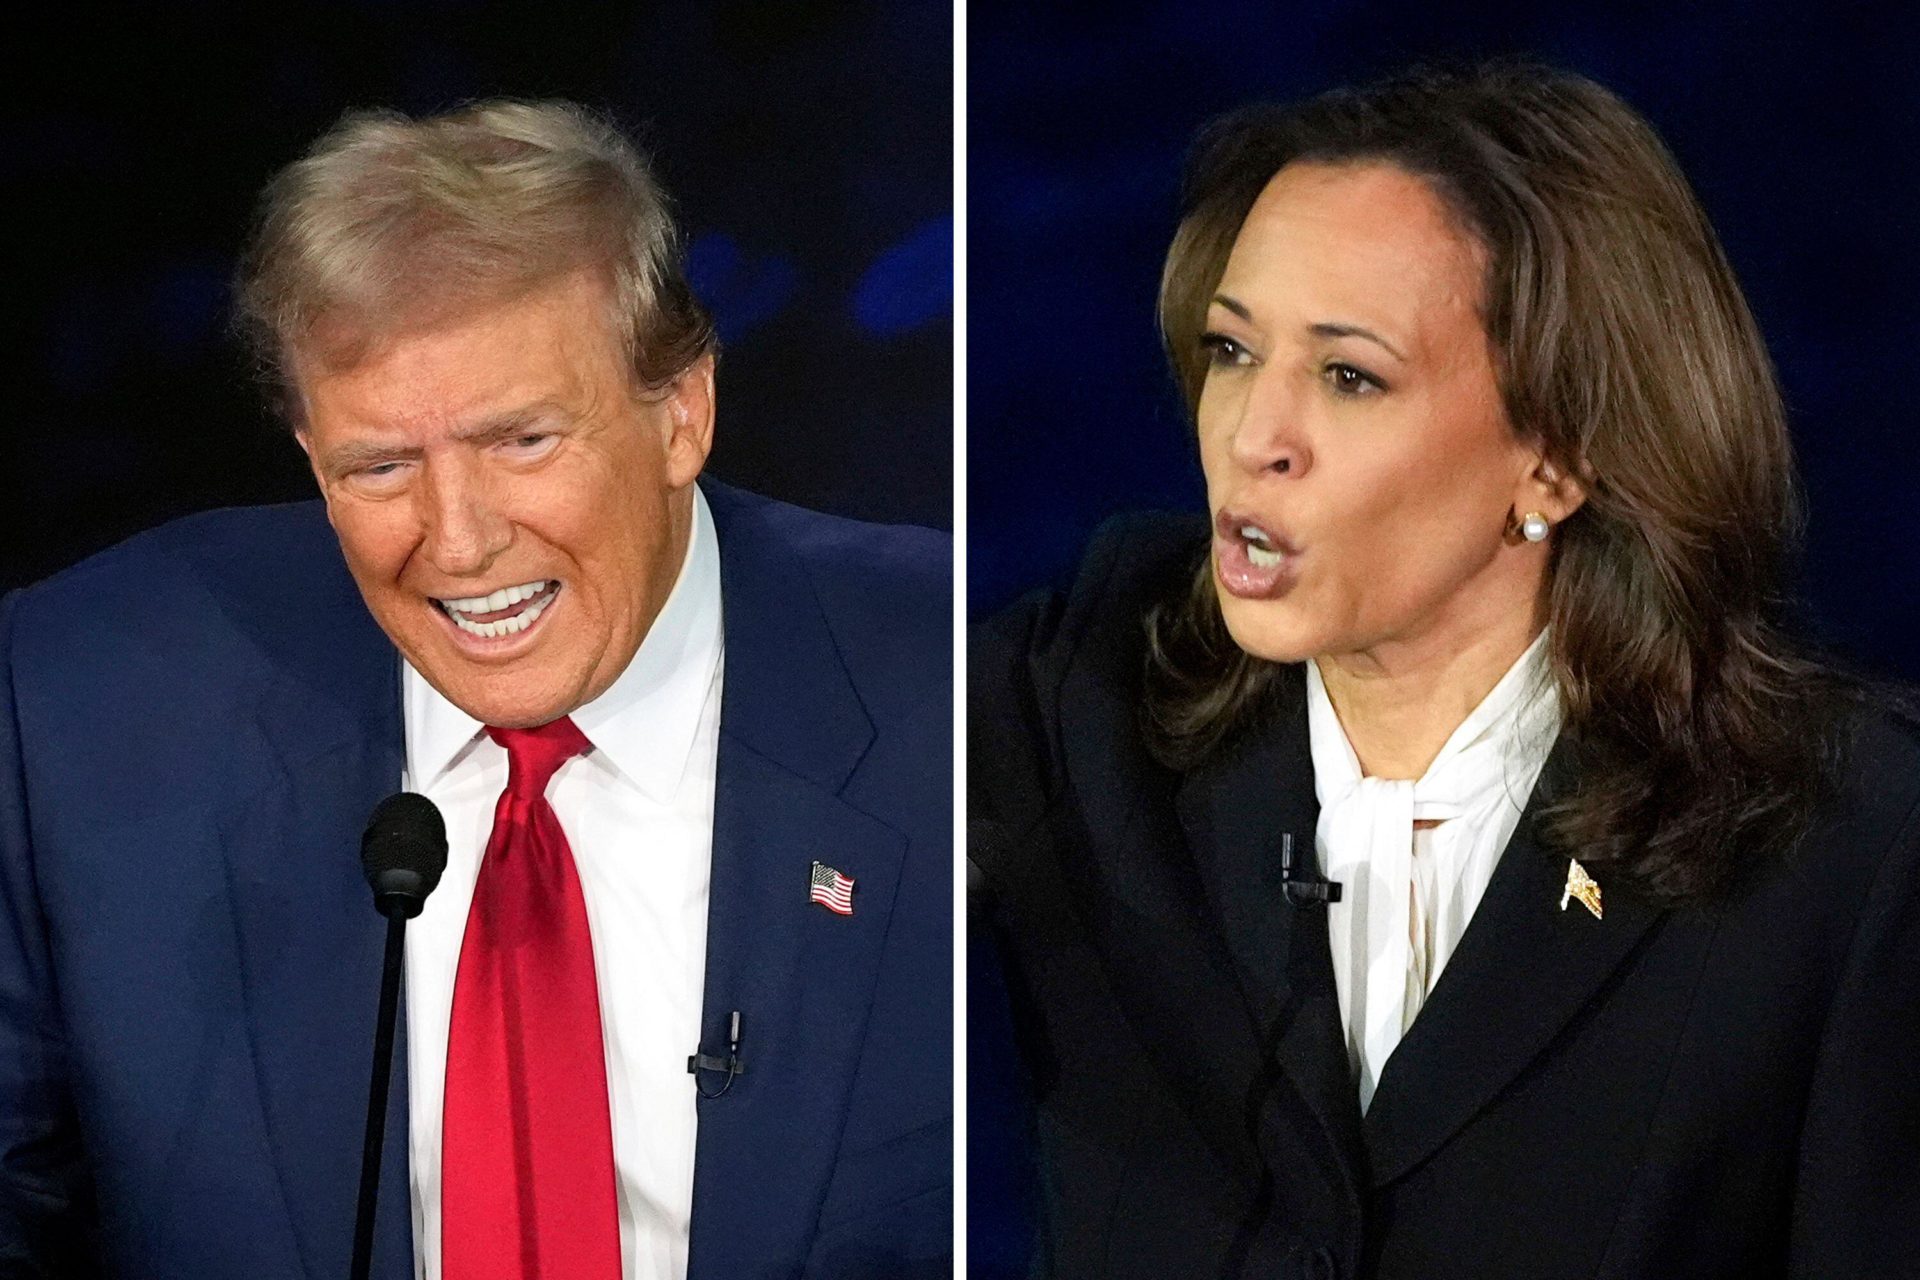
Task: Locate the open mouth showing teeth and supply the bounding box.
[1239,525,1286,568]
[435,580,559,639]
[1213,509,1299,599]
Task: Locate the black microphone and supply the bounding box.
[351,793,447,1280]
[361,792,447,919]
[1279,832,1342,908]
[688,1010,747,1099]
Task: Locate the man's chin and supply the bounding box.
[443,685,582,729]
[406,650,588,729]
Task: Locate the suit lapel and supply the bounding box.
[1361,743,1666,1186]
[209,519,414,1280]
[1174,669,1367,1224]
[686,484,907,1279]
[1169,673,1673,1216]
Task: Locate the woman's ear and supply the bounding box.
[1526,455,1588,523]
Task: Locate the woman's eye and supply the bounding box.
[1200,332,1253,367]
[1324,361,1385,396]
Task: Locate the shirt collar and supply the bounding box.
[403,486,724,803]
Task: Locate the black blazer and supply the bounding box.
[969,515,1920,1280]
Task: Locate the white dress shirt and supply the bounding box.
[401,488,723,1280]
[1308,630,1560,1114]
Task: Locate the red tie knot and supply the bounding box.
[487,717,592,799]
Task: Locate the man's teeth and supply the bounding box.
[448,591,556,638]
[438,581,557,638]
[440,580,550,614]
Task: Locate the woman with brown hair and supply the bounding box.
[971,63,1919,1279]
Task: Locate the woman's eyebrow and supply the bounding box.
[1308,321,1407,362]
[1211,292,1255,323]
[1211,294,1408,362]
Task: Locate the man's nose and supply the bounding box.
[1225,369,1313,478]
[417,457,511,576]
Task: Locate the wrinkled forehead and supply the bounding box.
[286,269,629,432]
[288,263,623,380]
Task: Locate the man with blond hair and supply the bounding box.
[0,101,950,1279]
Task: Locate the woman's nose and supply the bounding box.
[1225,370,1312,477]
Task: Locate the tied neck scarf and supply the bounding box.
[1308,630,1561,1113]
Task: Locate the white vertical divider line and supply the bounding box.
[950,0,969,1274]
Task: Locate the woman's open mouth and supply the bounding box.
[1212,512,1301,599]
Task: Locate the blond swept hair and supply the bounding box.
[234,98,714,424]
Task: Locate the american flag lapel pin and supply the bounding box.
[809,861,855,916]
[1561,858,1603,920]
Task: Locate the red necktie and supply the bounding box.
[441,718,621,1279]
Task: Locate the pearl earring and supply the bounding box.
[1520,511,1551,543]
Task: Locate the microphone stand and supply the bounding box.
[350,913,407,1280]
[352,791,445,1279]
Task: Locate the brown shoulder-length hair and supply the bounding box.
[1145,62,1851,905]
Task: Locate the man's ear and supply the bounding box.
[661,352,717,489]
[292,429,340,528]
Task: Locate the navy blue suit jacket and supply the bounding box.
[0,480,952,1278]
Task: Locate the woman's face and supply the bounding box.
[1197,160,1562,672]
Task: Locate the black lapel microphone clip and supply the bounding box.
[688,1010,747,1098]
[1279,832,1342,908]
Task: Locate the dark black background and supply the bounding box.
[6,0,952,592]
[968,3,1920,1274]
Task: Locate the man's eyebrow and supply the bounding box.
[319,404,567,472]
[452,403,567,444]
[320,440,415,473]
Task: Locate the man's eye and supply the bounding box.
[1324,361,1385,396]
[502,434,556,455]
[348,461,409,484]
[1199,332,1253,367]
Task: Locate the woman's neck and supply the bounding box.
[1316,613,1545,781]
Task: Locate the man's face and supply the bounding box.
[296,270,714,728]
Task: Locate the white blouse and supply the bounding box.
[1307,630,1561,1114]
